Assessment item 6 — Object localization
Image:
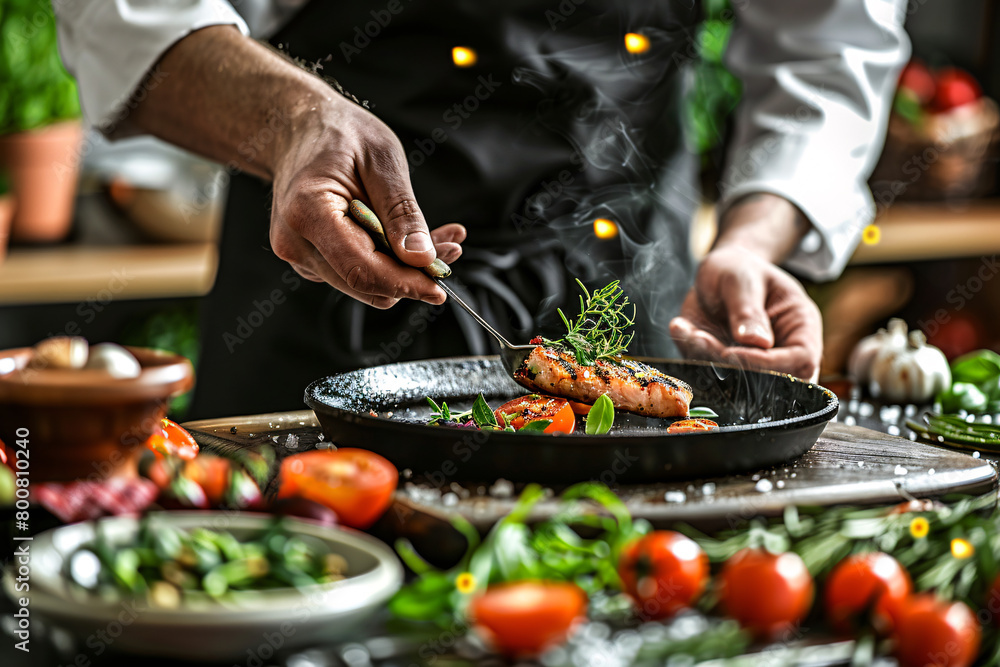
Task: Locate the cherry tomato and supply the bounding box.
[494,395,576,434]
[278,448,397,529]
[932,68,982,113]
[469,581,586,656]
[899,60,936,105]
[145,418,199,460]
[568,400,593,416]
[719,548,814,638]
[825,552,911,635]
[618,531,708,620]
[184,455,232,506]
[666,418,718,434]
[892,595,980,667]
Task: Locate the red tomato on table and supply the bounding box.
[618,531,708,619]
[719,548,814,638]
[824,552,911,635]
[892,595,980,667]
[469,581,587,656]
[494,395,576,434]
[932,68,982,112]
[145,418,199,460]
[278,448,397,529]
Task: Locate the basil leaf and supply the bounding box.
[951,350,1000,384]
[689,406,718,418]
[518,419,552,433]
[585,394,615,435]
[472,393,498,428]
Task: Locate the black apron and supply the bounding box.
[190,0,701,419]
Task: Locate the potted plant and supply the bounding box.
[0,0,83,243]
[0,171,12,261]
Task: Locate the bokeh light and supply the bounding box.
[624,33,650,54]
[593,218,619,239]
[452,46,477,67]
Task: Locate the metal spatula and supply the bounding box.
[348,200,535,376]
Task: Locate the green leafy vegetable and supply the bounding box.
[518,419,552,433]
[689,406,719,418]
[585,394,615,435]
[544,279,635,366]
[934,349,1000,415]
[471,393,499,429]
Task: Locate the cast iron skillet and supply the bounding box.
[305,356,838,483]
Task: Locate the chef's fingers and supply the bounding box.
[431,223,468,244]
[721,344,820,382]
[290,264,325,283]
[669,316,729,361]
[272,221,415,308]
[434,242,463,265]
[719,267,774,349]
[431,223,466,264]
[358,141,438,270]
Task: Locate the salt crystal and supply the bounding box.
[755,479,773,492]
[701,483,716,496]
[928,468,935,475]
[442,492,459,507]
[751,473,761,481]
[844,415,857,426]
[858,461,864,467]
[894,465,908,475]
[905,404,917,417]
[490,479,515,497]
[888,425,900,436]
[664,490,686,503]
[317,433,325,441]
[973,451,981,459]
[285,433,299,449]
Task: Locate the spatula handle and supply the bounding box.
[348,200,452,279]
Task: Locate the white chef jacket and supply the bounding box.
[53,0,910,281]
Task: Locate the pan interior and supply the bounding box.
[307,356,837,435]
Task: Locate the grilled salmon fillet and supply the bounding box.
[513,344,693,418]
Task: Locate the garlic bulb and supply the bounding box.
[85,343,142,379]
[28,336,89,370]
[848,319,909,385]
[867,329,951,403]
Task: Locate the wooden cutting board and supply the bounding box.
[184,410,997,534]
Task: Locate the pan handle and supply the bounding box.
[347,199,452,279]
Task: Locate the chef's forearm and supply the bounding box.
[711,193,810,265]
[130,25,332,181]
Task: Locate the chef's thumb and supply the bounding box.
[359,154,437,268]
[721,272,774,349]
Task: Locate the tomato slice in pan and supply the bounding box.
[666,418,718,434]
[278,448,398,529]
[494,395,576,434]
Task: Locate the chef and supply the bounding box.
[54,0,908,418]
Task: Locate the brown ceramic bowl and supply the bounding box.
[0,346,194,481]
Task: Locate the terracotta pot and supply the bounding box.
[0,346,194,482]
[0,121,83,242]
[0,194,13,262]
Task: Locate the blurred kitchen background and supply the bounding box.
[0,0,997,420]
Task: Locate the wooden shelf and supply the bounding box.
[0,243,218,306]
[692,200,1000,266]
[851,200,1000,264]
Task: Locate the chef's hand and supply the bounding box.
[669,194,823,381]
[128,26,463,309]
[270,93,465,308]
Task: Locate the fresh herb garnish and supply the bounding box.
[518,419,552,433]
[689,406,719,418]
[425,397,471,425]
[544,279,635,366]
[585,394,615,435]
[472,393,500,429]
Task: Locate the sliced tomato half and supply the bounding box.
[278,448,398,529]
[495,395,576,434]
[666,418,718,434]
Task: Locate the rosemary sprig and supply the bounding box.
[544,279,636,365]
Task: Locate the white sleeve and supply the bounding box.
[718,0,910,281]
[54,0,249,137]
